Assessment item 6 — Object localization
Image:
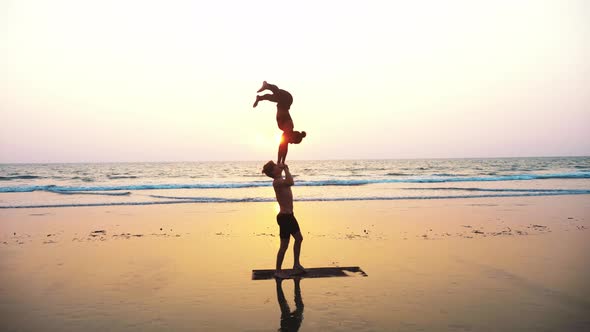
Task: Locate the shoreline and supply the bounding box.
[2,191,590,209]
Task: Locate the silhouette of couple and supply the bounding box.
[256,82,307,279]
[255,82,306,330]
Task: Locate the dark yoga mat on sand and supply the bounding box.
[251,266,368,280]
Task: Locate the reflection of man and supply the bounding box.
[276,278,304,331]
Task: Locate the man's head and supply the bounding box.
[262,160,281,178]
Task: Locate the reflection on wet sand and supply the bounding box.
[276,278,304,332]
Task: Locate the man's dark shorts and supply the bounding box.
[276,213,300,239]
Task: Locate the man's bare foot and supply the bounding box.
[257,81,268,93]
[253,95,260,108]
[293,264,307,274]
[274,270,290,279]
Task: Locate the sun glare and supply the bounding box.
[249,133,283,152]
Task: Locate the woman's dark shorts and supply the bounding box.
[277,89,293,109]
[276,213,300,239]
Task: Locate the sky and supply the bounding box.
[0,0,588,163]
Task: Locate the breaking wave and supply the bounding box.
[2,189,589,209]
[1,172,589,193]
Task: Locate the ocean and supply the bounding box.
[1,157,589,208]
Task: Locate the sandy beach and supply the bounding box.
[1,195,589,331]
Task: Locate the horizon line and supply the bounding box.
[1,155,588,165]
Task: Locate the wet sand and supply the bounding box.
[1,196,589,331]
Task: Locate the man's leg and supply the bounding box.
[275,237,290,277]
[292,231,304,271]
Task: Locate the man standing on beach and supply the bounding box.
[262,161,305,279]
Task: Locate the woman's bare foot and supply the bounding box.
[257,81,268,93]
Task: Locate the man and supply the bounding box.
[262,160,305,278]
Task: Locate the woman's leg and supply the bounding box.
[253,93,279,107]
[257,81,280,94]
[254,81,291,109]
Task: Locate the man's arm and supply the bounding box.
[282,164,294,186]
[274,164,294,187]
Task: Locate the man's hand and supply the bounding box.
[282,164,293,186]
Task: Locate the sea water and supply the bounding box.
[1,157,589,208]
